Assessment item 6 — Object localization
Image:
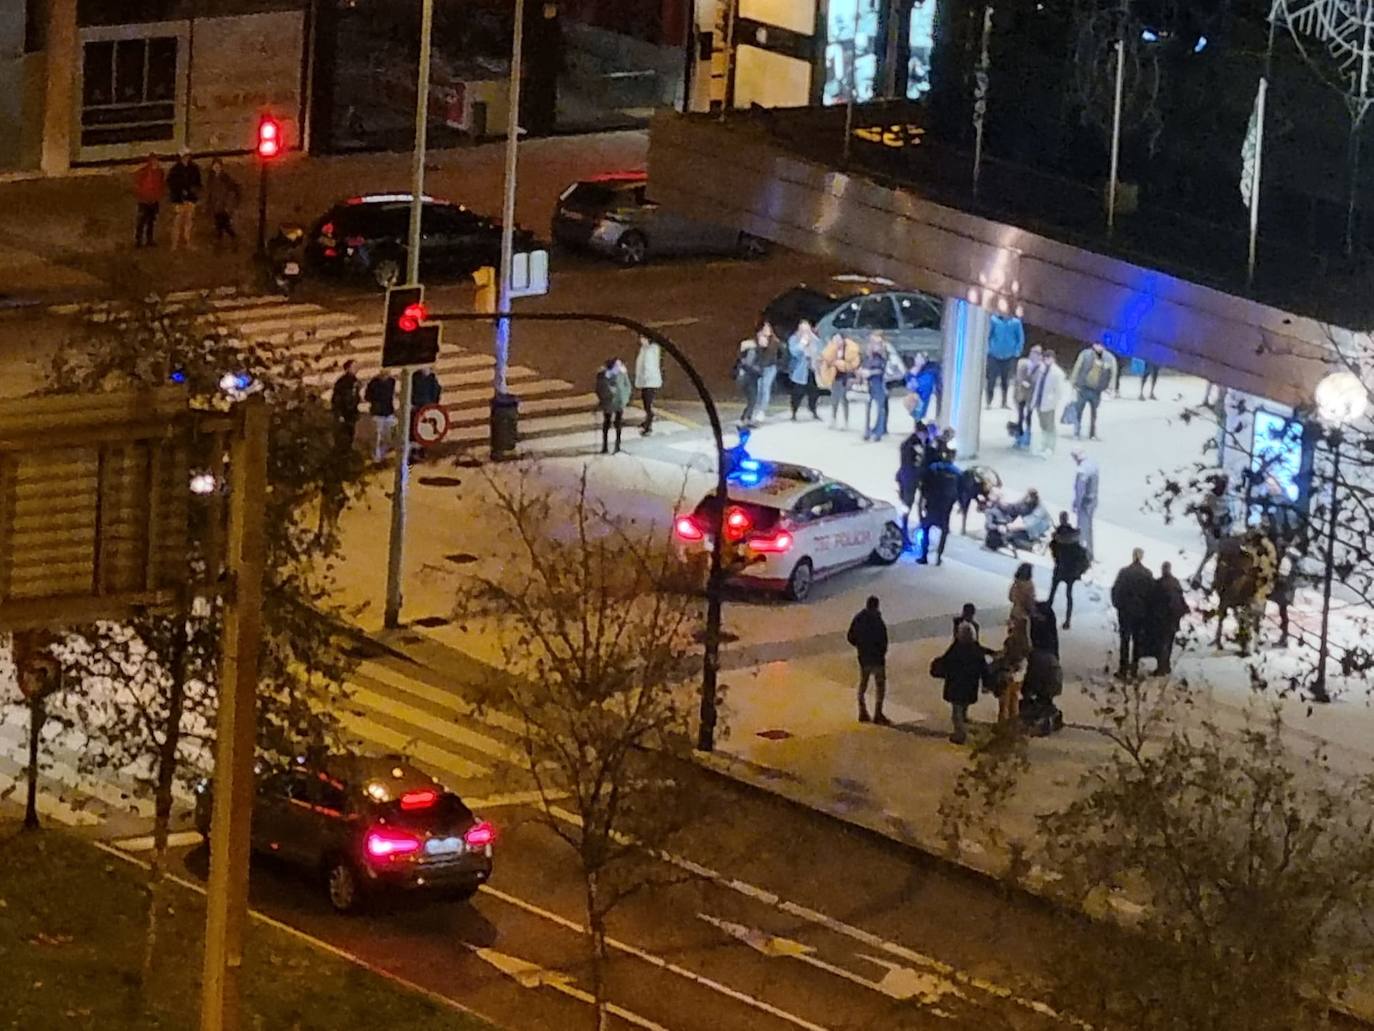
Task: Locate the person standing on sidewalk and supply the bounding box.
[1150,560,1190,675]
[846,596,890,725]
[330,360,361,456]
[1030,349,1065,456]
[364,370,397,462]
[1069,341,1116,441]
[167,148,203,251]
[1271,536,1299,648]
[1111,548,1154,677]
[985,312,1025,409]
[1011,344,1042,447]
[1007,562,1036,664]
[787,319,823,420]
[133,153,165,248]
[819,333,861,429]
[934,621,988,744]
[754,323,781,422]
[918,451,959,565]
[1048,512,1089,630]
[734,330,762,428]
[1071,448,1100,559]
[896,428,921,550]
[861,336,890,442]
[596,357,632,454]
[633,335,662,436]
[904,353,941,422]
[205,158,241,248]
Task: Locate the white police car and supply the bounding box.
[674,459,904,601]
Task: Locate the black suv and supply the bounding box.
[195,753,494,913]
[305,193,535,289]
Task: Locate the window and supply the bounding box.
[80,35,178,148]
[897,294,941,330]
[831,300,862,330]
[855,295,899,330]
[315,777,347,815]
[794,488,835,521]
[905,0,936,100]
[824,484,864,515]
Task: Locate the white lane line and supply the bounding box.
[92,841,501,1030]
[111,830,205,852]
[464,789,570,810]
[472,945,671,1031]
[478,883,832,1031]
[543,805,1069,1024]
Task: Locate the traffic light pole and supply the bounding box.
[429,309,729,751]
[255,160,268,256]
[384,0,435,629]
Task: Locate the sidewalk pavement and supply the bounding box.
[0,132,645,304]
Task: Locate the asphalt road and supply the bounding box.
[159,760,1083,1031]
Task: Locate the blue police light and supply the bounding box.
[739,459,761,472]
[169,368,187,384]
[1141,28,1159,42]
[1194,35,1207,53]
[735,471,762,486]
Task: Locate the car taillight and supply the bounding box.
[748,531,794,554]
[399,789,437,811]
[675,516,703,541]
[724,507,751,542]
[323,246,337,257]
[345,234,365,247]
[465,821,495,848]
[320,221,334,237]
[365,828,421,860]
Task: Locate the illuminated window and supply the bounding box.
[906,0,935,99]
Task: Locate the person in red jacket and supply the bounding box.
[133,153,165,247]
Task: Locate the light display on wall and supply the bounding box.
[906,0,935,99]
[823,0,881,105]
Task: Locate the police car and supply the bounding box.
[674,458,904,601]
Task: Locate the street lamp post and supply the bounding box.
[490,0,526,458]
[430,309,730,750]
[1312,369,1369,703]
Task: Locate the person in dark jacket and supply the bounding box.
[167,148,202,250]
[896,427,922,549]
[205,158,241,246]
[917,455,960,565]
[847,596,889,725]
[330,360,361,455]
[1030,600,1060,658]
[408,366,442,461]
[595,357,632,454]
[1111,547,1154,677]
[364,371,397,462]
[936,622,988,744]
[1150,561,1189,675]
[1047,512,1090,630]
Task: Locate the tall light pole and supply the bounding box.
[1312,370,1369,703]
[490,0,525,458]
[383,0,435,629]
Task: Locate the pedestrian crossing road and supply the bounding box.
[50,288,691,461]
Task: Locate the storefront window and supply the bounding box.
[905,0,935,99]
[80,35,178,147]
[823,0,881,105]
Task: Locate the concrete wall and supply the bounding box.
[647,111,1350,408]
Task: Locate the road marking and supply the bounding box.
[544,805,1070,1024]
[347,679,525,767]
[472,946,670,1031]
[698,915,967,1010]
[478,883,832,1031]
[111,830,205,852]
[91,841,502,1030]
[465,789,570,810]
[645,317,700,330]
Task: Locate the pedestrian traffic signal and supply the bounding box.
[257,114,282,159]
[382,285,440,368]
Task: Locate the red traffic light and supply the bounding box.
[398,302,428,332]
[257,115,282,159]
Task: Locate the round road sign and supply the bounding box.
[412,404,450,445]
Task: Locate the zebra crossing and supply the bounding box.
[51,288,691,460]
[1,648,550,836]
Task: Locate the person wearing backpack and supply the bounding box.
[1048,512,1090,629]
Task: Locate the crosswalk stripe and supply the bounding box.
[0,762,102,826]
[336,710,489,784]
[112,830,205,852]
[349,679,526,768]
[355,661,528,738]
[234,312,358,335]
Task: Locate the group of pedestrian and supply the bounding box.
[1109,548,1190,677]
[735,321,941,444]
[895,420,964,563]
[594,335,663,455]
[133,149,239,250]
[850,590,1066,745]
[330,363,438,464]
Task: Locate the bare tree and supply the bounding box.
[20,293,367,989]
[456,467,707,1029]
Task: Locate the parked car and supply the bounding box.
[674,460,903,601]
[194,752,494,914]
[305,193,535,289]
[551,171,768,266]
[763,278,944,360]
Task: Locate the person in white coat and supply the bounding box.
[1029,348,1066,457]
[633,335,663,436]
